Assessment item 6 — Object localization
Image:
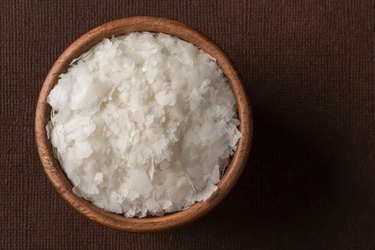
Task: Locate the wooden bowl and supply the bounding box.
[35,16,252,232]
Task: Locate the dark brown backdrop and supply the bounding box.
[1,0,375,249]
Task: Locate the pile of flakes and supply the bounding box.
[47,32,241,217]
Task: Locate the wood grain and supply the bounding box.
[35,16,253,232]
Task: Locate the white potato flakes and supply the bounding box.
[47,32,241,217]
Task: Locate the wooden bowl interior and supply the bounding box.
[35,16,252,232]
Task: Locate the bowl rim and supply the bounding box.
[35,16,253,233]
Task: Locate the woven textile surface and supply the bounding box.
[1,0,375,249]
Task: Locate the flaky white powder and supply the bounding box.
[47,32,241,217]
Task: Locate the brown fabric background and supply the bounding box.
[1,0,375,249]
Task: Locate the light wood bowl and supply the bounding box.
[35,16,252,232]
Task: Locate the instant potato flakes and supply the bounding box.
[47,32,241,217]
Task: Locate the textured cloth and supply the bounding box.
[1,0,375,249]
